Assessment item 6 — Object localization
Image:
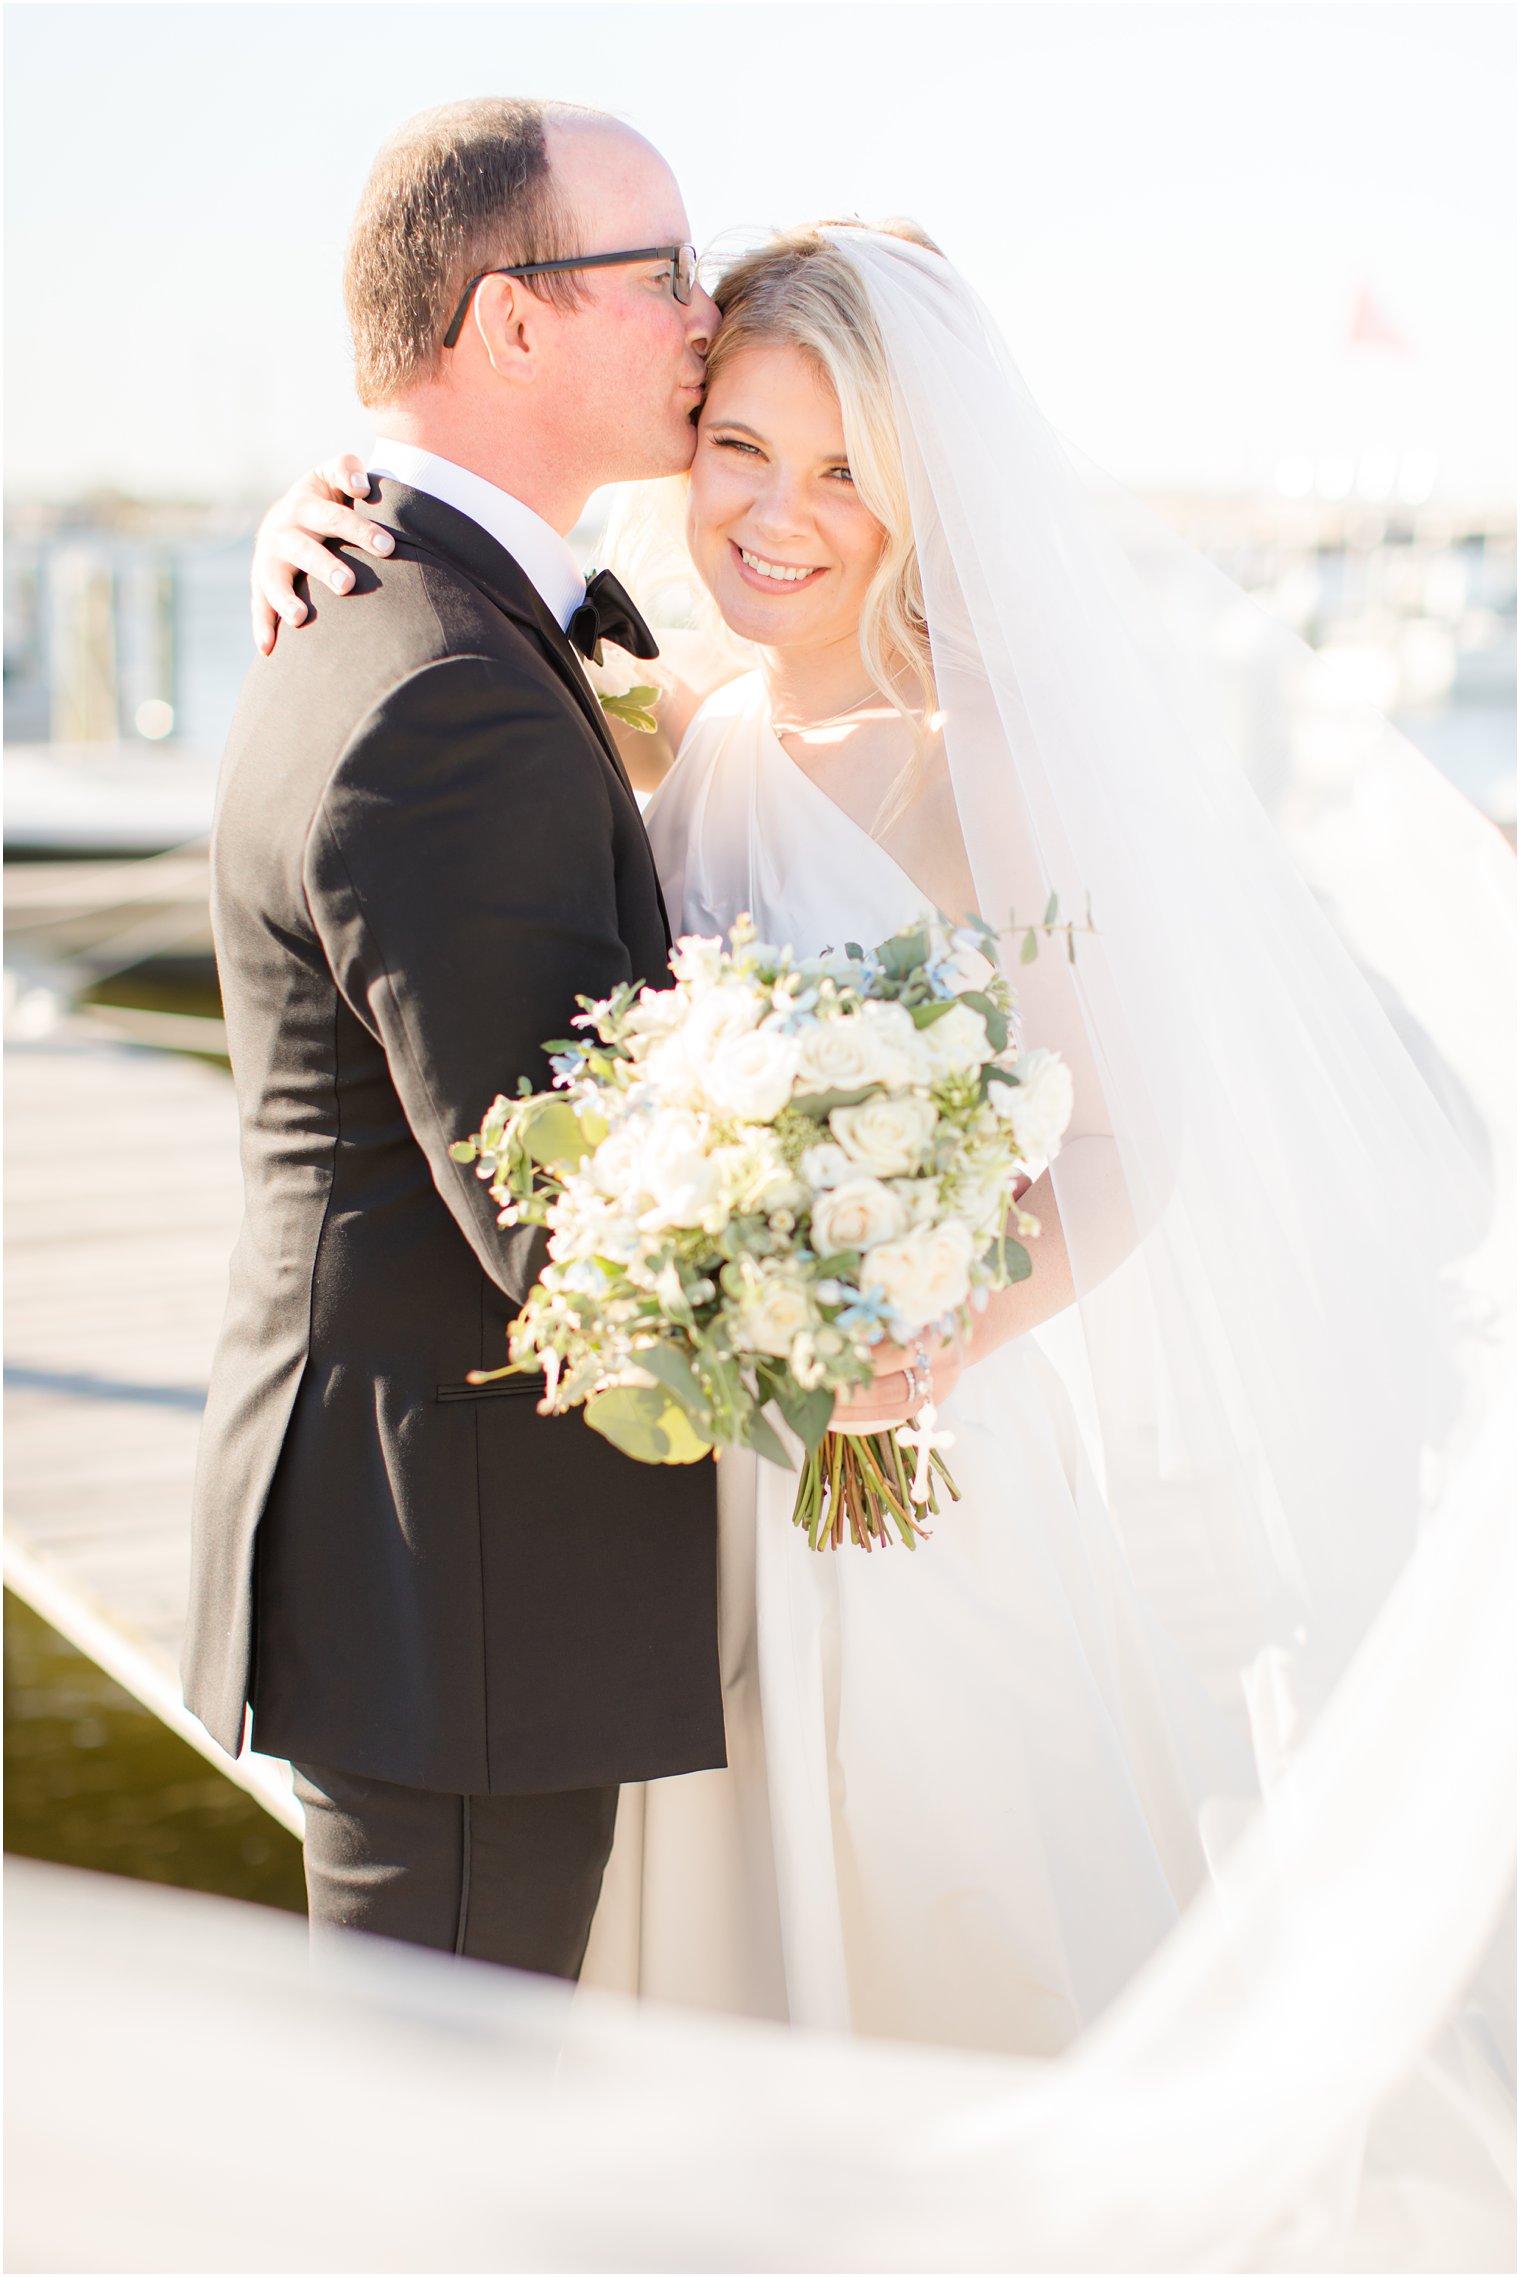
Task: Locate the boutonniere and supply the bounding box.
[597,685,662,736]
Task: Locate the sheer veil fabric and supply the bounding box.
[591,226,1514,2257]
[800,225,1514,2249]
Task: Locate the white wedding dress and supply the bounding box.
[579,670,1240,2057]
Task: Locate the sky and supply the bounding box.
[4,0,1515,505]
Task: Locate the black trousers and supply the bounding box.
[291,1759,619,1978]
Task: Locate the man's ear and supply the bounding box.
[469,274,541,385]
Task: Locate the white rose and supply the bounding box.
[715,1137,805,1217]
[682,982,766,1060]
[993,1047,1074,1162]
[889,1175,943,1229]
[668,933,725,986]
[860,1221,976,1331]
[792,1014,888,1098]
[830,1093,939,1178]
[621,986,687,1048]
[799,1142,853,1190]
[641,1033,708,1107]
[704,1029,800,1122]
[914,1001,991,1080]
[635,1111,726,1231]
[736,1275,813,1359]
[859,999,924,1089]
[809,1176,909,1256]
[587,1122,650,1198]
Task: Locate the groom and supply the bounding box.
[183,98,725,1972]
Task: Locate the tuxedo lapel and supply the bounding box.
[360,482,642,806]
[357,481,674,946]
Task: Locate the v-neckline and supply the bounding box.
[759,702,935,924]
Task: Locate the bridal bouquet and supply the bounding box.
[451,915,1074,1551]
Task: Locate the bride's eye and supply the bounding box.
[827,465,855,484]
[712,435,762,457]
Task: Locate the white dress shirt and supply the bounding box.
[366,439,586,633]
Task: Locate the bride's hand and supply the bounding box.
[827,1332,964,1434]
[250,455,395,655]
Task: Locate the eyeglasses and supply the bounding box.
[442,243,700,348]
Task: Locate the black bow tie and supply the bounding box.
[566,569,659,667]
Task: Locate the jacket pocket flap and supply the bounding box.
[435,1376,542,1402]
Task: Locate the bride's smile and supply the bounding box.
[687,340,885,658]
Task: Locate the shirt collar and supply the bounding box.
[366,439,586,632]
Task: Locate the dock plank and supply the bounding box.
[4,1004,298,1837]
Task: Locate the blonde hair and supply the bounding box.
[605,217,943,833]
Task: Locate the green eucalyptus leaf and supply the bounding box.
[631,1342,714,1429]
[521,1098,595,1169]
[598,685,662,735]
[768,1373,835,1455]
[742,1403,795,1469]
[584,1385,712,1465]
[877,924,930,980]
[1043,889,1060,926]
[1020,931,1039,965]
[957,988,1008,1052]
[791,1083,878,1117]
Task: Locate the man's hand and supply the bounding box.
[251,455,395,655]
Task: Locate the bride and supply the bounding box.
[250,222,1511,2072]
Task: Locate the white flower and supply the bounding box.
[940,935,997,994]
[621,987,686,1048]
[641,1033,708,1107]
[792,1013,890,1098]
[946,1177,1005,1236]
[860,1221,975,1331]
[859,999,924,1088]
[736,1273,813,1358]
[810,1176,909,1256]
[889,1175,944,1229]
[547,1197,639,1265]
[914,1001,991,1080]
[682,982,766,1060]
[713,1137,805,1218]
[830,1093,938,1178]
[635,1111,727,1231]
[992,1047,1074,1162]
[704,1029,800,1122]
[586,1122,647,1199]
[799,1142,853,1190]
[789,1331,829,1390]
[668,933,726,986]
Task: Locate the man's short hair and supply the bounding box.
[344,96,598,406]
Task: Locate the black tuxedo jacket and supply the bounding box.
[182,484,725,1793]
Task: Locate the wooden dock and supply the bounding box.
[3,986,298,1836]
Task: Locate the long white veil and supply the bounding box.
[818,218,1514,2221]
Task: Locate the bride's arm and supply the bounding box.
[246,458,746,789]
[249,455,394,653]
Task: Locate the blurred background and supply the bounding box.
[4,1,1515,1916]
